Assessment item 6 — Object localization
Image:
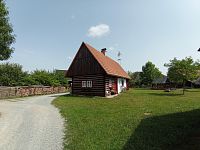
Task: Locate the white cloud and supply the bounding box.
[87,24,110,38]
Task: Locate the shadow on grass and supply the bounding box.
[123,109,200,150]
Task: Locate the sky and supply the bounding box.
[4,0,200,74]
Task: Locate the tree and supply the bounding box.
[0,62,68,86]
[165,57,200,94]
[30,70,61,86]
[141,61,162,86]
[0,63,27,86]
[128,71,142,87]
[53,70,68,86]
[0,0,15,60]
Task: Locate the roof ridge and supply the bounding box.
[84,42,130,79]
[84,42,120,64]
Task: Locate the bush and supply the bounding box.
[0,63,27,86]
[53,70,68,86]
[29,70,61,86]
[0,63,68,86]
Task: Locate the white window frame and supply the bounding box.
[87,81,92,88]
[82,81,86,87]
[90,81,93,87]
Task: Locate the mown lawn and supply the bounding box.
[52,89,200,150]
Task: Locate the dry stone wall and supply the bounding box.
[0,86,67,99]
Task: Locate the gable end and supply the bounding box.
[66,42,106,77]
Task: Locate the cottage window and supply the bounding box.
[87,81,92,88]
[82,81,86,87]
[82,81,92,88]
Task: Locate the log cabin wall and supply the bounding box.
[72,74,105,96]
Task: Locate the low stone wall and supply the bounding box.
[0,86,67,99]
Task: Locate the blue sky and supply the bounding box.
[4,0,200,74]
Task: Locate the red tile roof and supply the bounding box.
[84,43,130,79]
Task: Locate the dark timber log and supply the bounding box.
[72,74,105,96]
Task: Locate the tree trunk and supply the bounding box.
[183,81,185,95]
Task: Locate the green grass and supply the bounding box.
[52,89,200,150]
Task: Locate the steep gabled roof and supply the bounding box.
[84,43,130,79]
[67,42,130,79]
[152,75,169,84]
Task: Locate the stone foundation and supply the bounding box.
[0,86,67,99]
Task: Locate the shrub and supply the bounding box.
[0,63,68,86]
[0,63,27,86]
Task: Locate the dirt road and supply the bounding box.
[0,94,65,150]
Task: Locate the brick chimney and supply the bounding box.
[101,48,107,56]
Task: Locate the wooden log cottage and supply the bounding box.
[66,42,130,97]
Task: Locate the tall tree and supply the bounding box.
[141,61,162,86]
[128,71,142,87]
[165,57,200,94]
[0,0,15,60]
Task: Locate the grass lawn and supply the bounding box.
[52,89,200,150]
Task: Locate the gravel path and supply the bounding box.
[0,94,66,150]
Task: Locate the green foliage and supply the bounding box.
[0,63,68,86]
[165,57,200,84]
[165,57,200,94]
[30,70,60,86]
[53,70,68,86]
[0,0,15,60]
[128,71,142,87]
[21,75,38,86]
[0,63,27,86]
[53,89,200,150]
[141,61,162,86]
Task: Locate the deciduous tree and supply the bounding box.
[128,71,142,87]
[0,63,27,86]
[0,0,15,60]
[30,70,61,86]
[141,61,162,86]
[165,57,200,94]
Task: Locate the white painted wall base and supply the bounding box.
[117,78,127,94]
